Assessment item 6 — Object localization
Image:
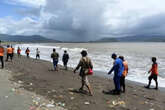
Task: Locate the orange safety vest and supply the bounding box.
[7,48,13,54]
[150,63,158,75]
[123,61,128,77]
[0,47,4,56]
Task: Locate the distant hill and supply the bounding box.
[0,34,61,43]
[95,35,165,42]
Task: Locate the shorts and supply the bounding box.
[149,74,157,81]
[82,75,89,85]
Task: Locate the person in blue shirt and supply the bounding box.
[108,53,124,95]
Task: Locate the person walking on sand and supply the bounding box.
[145,57,158,90]
[0,42,4,68]
[108,53,124,95]
[51,48,59,71]
[17,47,21,57]
[62,50,69,70]
[73,50,93,96]
[36,48,40,59]
[6,45,13,62]
[25,47,30,58]
[119,56,128,93]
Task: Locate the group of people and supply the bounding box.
[0,42,159,96]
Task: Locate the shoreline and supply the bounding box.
[2,54,165,110]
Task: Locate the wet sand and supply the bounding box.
[4,55,165,110]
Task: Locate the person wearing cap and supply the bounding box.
[0,42,4,68]
[74,50,93,96]
[108,53,124,95]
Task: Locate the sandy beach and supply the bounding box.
[2,54,165,110]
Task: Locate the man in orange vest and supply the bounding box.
[145,57,158,90]
[6,45,13,61]
[119,56,128,93]
[0,41,4,68]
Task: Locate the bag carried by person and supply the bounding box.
[83,57,93,75]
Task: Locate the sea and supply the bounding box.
[14,43,165,87]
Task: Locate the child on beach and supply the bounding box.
[145,57,158,90]
[6,45,13,61]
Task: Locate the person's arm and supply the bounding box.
[74,59,82,73]
[89,59,93,69]
[108,61,117,75]
[148,64,153,73]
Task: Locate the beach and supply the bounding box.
[2,53,165,110]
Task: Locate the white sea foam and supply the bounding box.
[14,43,165,87]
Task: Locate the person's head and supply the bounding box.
[111,53,117,60]
[152,57,157,63]
[64,50,67,53]
[81,50,87,57]
[11,45,13,48]
[119,56,124,61]
[53,48,56,52]
[7,45,10,48]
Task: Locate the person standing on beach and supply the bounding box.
[17,47,21,57]
[51,48,59,71]
[74,50,93,96]
[36,48,40,59]
[108,53,124,95]
[119,56,128,93]
[11,45,14,58]
[0,42,4,68]
[25,48,30,58]
[62,50,69,70]
[6,45,13,62]
[145,57,158,90]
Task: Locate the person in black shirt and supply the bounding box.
[62,50,69,70]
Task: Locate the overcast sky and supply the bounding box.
[0,0,165,41]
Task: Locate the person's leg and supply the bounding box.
[85,76,93,95]
[10,54,13,61]
[120,76,123,92]
[80,76,85,90]
[0,56,4,68]
[154,75,158,89]
[146,75,152,88]
[6,54,9,61]
[116,76,121,94]
[123,77,126,92]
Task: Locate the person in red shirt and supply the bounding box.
[17,47,21,57]
[0,41,4,68]
[145,57,158,90]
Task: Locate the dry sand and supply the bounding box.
[2,54,165,110]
